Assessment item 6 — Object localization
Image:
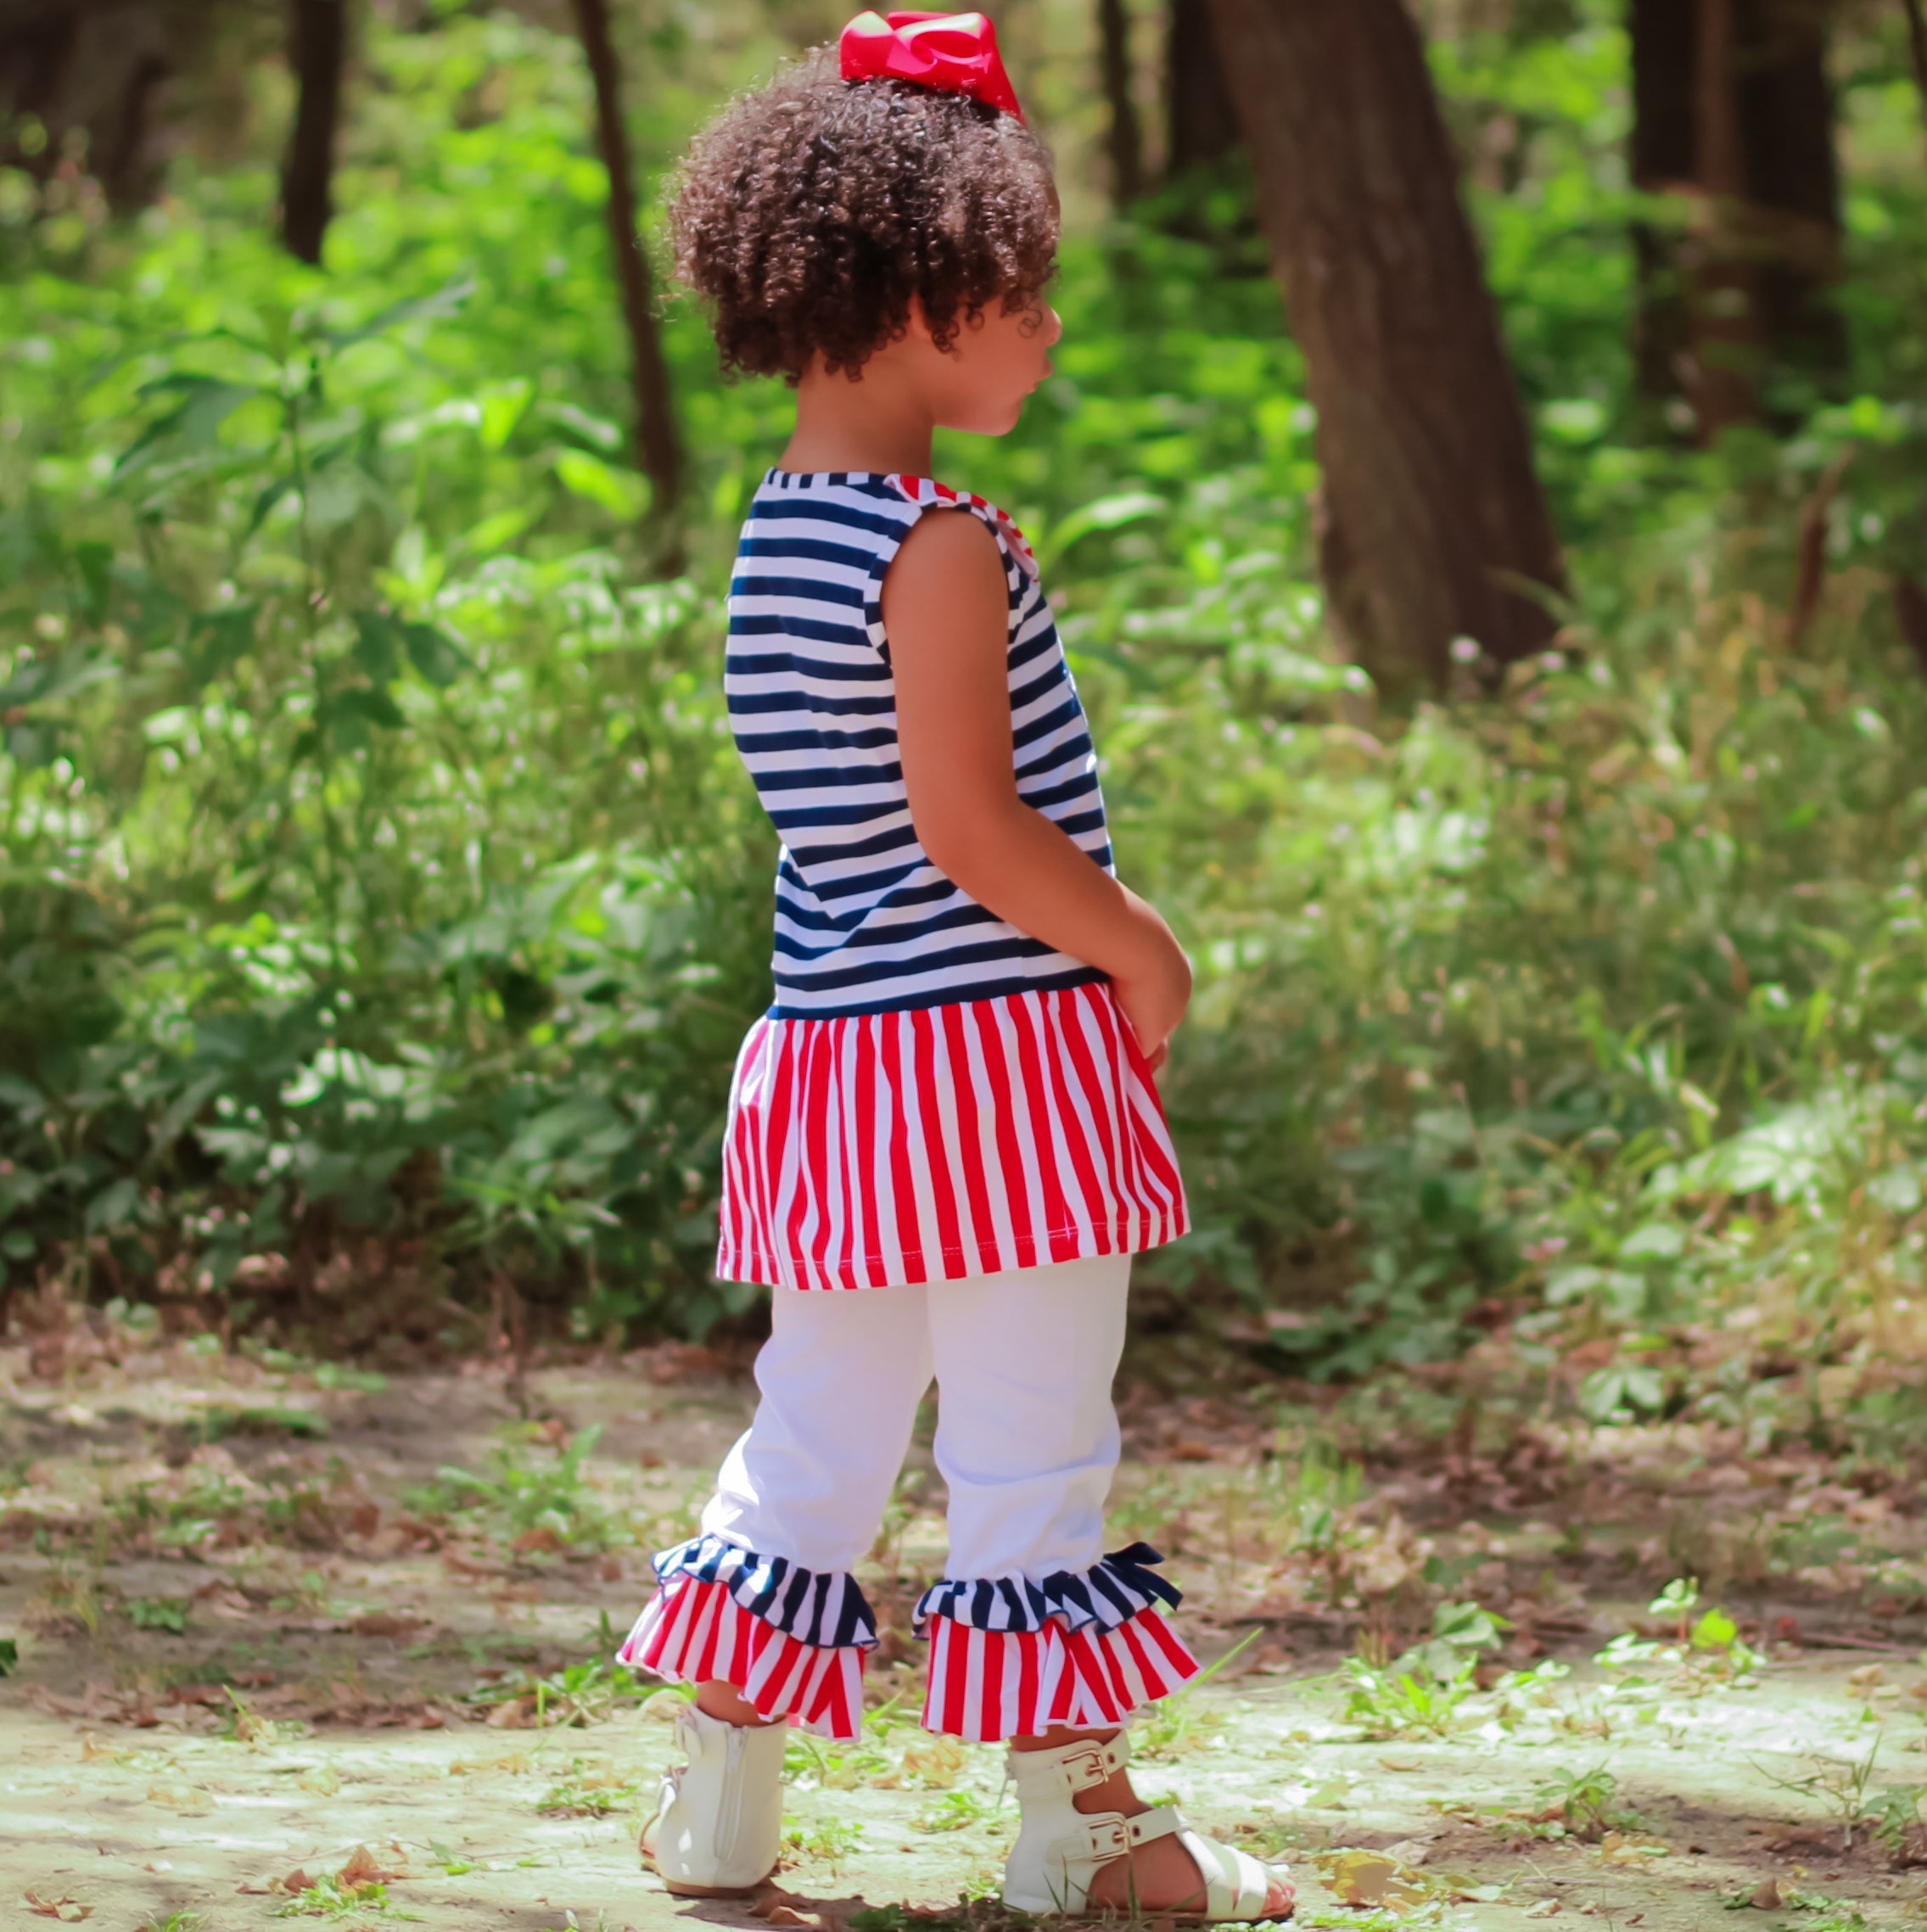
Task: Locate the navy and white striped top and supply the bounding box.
[727,469,1113,1020]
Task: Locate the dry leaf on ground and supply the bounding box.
[338,1843,406,1889]
[24,1892,92,1922]
[1314,1848,1432,1909]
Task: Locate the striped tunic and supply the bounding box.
[730,470,1108,1017]
[718,470,1187,1291]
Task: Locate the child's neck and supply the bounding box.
[778,359,937,478]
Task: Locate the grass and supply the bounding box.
[125,1595,192,1634]
[536,1758,644,1817]
[407,1425,622,1554]
[913,1789,1005,1834]
[464,1652,653,1728]
[781,1815,866,1874]
[273,1876,419,1919]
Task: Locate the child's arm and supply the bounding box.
[882,508,1191,1067]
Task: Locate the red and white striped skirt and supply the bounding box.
[717,982,1188,1291]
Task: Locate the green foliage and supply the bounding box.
[0,1,1923,1411]
[273,1875,417,1920]
[535,1757,644,1817]
[1343,1601,1508,1739]
[467,1649,650,1728]
[416,1422,619,1550]
[125,1593,192,1634]
[781,1813,866,1873]
[1529,1765,1638,1841]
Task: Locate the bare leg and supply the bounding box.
[697,1681,781,1727]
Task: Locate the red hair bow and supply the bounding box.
[839,11,1025,122]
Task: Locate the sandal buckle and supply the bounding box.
[1084,1817,1131,1859]
[1059,1743,1113,1794]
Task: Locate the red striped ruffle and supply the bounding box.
[619,1576,865,1739]
[921,1608,1200,1742]
[717,983,1188,1291]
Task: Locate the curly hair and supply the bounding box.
[667,46,1059,382]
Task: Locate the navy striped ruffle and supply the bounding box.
[912,1543,1181,1637]
[653,1534,879,1651]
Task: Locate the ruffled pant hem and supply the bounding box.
[618,1575,867,1739]
[919,1606,1201,1742]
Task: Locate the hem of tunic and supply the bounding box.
[764,961,1106,1022]
[715,1207,1190,1292]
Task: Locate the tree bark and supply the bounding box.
[1096,0,1145,207]
[1629,0,1696,420]
[569,0,683,529]
[1898,0,1927,168]
[0,0,208,212]
[1629,0,1846,438]
[1686,0,1761,439]
[1737,0,1845,397]
[1165,0,1238,176]
[1202,0,1566,694]
[279,0,346,266]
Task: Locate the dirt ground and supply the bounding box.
[5,1317,1927,1932]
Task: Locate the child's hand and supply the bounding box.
[1112,923,1191,1072]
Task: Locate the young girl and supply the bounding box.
[619,13,1293,1922]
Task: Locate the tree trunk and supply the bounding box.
[1165,0,1238,176]
[1202,0,1566,694]
[1628,0,1846,439]
[569,0,683,533]
[0,0,205,212]
[1629,0,1696,422]
[1905,0,1927,164]
[1096,0,1145,207]
[1737,0,1845,399]
[279,0,346,266]
[1685,0,1761,439]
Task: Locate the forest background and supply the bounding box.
[3,0,1927,1470]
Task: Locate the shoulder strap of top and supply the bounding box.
[858,473,1038,654]
[886,474,1040,582]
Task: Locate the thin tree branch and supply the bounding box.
[1096,0,1144,207]
[569,0,683,540]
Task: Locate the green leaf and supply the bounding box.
[187,606,258,687]
[1619,1223,1685,1261]
[1045,490,1166,561]
[327,274,477,352]
[1691,1608,1739,1650]
[553,448,650,518]
[353,611,402,685]
[85,1176,143,1235]
[319,686,406,751]
[402,622,473,686]
[115,375,256,477]
[73,540,114,621]
[0,648,117,712]
[0,1638,17,1676]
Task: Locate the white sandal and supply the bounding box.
[1003,1732,1292,1922]
[641,1702,787,1897]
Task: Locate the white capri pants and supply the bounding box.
[705,1252,1130,1579]
[619,1253,1200,1739]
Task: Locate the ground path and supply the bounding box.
[3,1318,1924,1931]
